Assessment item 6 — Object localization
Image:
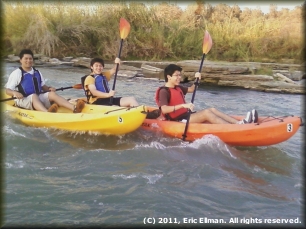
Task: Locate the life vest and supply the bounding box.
[155,86,188,120]
[94,74,110,93]
[81,74,109,102]
[17,67,42,96]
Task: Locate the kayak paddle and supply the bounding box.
[1,84,83,102]
[109,18,131,105]
[182,30,213,141]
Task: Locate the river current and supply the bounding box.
[1,63,305,227]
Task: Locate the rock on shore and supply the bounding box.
[5,54,305,94]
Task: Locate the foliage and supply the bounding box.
[2,1,304,63]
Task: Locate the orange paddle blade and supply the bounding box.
[73,84,83,89]
[119,18,131,39]
[202,30,213,54]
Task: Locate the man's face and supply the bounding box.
[20,54,33,69]
[167,70,182,85]
[91,62,104,74]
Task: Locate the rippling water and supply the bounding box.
[2,63,305,227]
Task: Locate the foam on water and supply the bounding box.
[113,173,163,184]
[40,167,59,170]
[5,161,25,169]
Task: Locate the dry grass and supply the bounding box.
[2,1,304,63]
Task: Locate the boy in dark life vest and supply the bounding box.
[5,49,85,113]
[82,57,138,107]
[155,64,258,124]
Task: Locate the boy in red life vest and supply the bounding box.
[5,49,85,113]
[155,64,258,124]
[83,57,138,107]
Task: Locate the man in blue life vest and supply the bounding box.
[83,57,138,107]
[5,49,85,113]
[155,64,258,124]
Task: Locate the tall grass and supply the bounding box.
[2,1,304,63]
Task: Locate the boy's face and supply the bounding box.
[91,62,104,74]
[167,70,181,86]
[20,54,33,69]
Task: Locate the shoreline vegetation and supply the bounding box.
[2,1,304,64]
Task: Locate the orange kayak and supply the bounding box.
[142,107,303,146]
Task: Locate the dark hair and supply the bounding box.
[19,49,34,59]
[164,64,182,82]
[90,57,104,67]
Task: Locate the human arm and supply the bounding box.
[88,84,115,98]
[5,69,24,99]
[85,75,115,98]
[160,103,194,114]
[5,88,23,99]
[103,57,121,81]
[158,88,194,114]
[187,72,201,93]
[42,85,56,92]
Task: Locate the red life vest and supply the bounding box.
[155,86,188,120]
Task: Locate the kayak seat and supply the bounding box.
[146,109,161,119]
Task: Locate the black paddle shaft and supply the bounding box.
[109,39,124,105]
[55,86,73,91]
[1,86,74,102]
[182,53,206,141]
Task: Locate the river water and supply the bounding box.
[1,63,305,227]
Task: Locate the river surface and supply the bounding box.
[1,63,305,227]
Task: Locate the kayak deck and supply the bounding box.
[3,98,147,135]
[141,107,303,146]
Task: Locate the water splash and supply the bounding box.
[188,134,224,148]
[3,125,26,138]
[136,141,167,149]
[142,174,163,184]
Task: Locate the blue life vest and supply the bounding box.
[81,74,109,102]
[94,74,110,93]
[17,67,42,96]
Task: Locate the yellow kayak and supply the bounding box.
[2,96,147,135]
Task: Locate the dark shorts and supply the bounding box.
[92,97,122,106]
[168,111,196,121]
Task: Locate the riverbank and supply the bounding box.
[4,54,305,94]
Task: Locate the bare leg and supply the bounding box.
[48,92,74,111]
[189,109,231,124]
[32,94,48,111]
[208,107,238,124]
[120,97,139,107]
